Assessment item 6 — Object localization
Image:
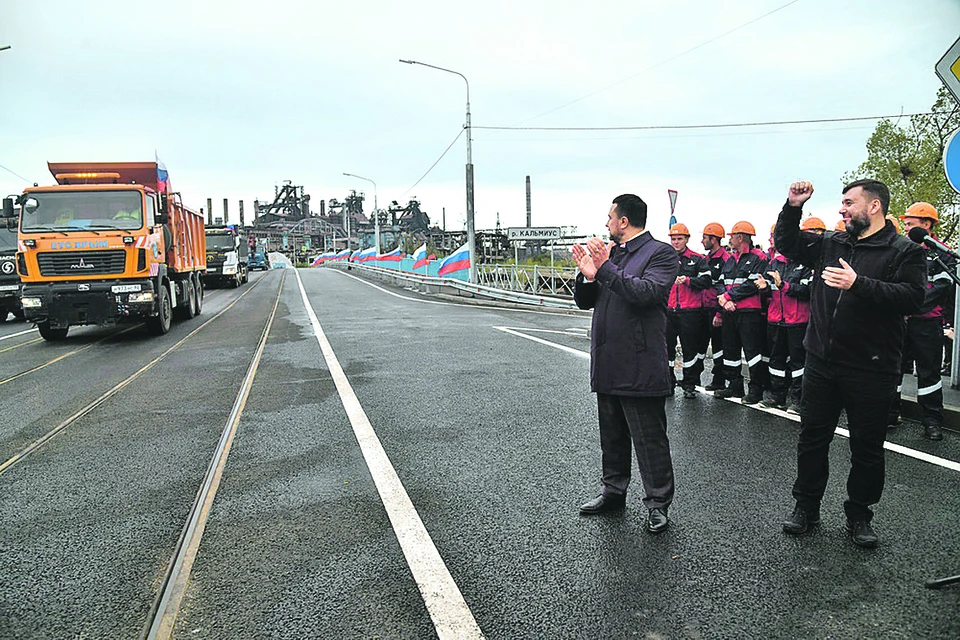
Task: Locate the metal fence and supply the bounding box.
[477,264,578,298]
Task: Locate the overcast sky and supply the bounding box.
[1,0,958,246]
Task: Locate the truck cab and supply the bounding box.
[0,206,23,321]
[204,226,249,287]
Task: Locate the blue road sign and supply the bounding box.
[946,128,960,194]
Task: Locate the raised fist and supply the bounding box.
[788,181,814,207]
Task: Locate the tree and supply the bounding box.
[844,86,960,240]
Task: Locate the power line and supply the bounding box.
[516,0,803,125]
[476,124,875,143]
[402,128,464,196]
[475,112,934,132]
[0,162,31,184]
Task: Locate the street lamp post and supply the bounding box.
[399,59,476,283]
[343,172,379,254]
[0,46,11,52]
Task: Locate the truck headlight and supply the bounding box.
[21,297,43,308]
[222,265,237,275]
[129,291,155,303]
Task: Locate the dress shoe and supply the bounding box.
[924,424,944,441]
[846,519,879,548]
[782,505,820,535]
[646,508,669,534]
[704,379,725,391]
[682,387,697,399]
[579,493,626,515]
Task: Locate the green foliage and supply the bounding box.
[844,86,960,240]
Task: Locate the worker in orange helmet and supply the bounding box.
[801,217,827,234]
[701,222,733,391]
[834,219,846,232]
[885,215,902,234]
[890,202,954,441]
[666,223,713,397]
[715,221,770,405]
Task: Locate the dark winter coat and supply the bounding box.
[575,231,678,396]
[775,202,926,373]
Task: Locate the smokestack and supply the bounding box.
[223,198,229,224]
[206,198,213,226]
[526,175,531,227]
[320,199,326,217]
[253,199,259,225]
[239,201,245,227]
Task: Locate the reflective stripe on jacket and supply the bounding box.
[668,247,712,310]
[765,252,812,325]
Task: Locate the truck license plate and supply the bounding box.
[111,284,142,294]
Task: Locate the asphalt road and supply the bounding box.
[0,266,957,639]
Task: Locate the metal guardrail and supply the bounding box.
[322,262,582,311]
[477,264,577,297]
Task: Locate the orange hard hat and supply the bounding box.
[730,221,756,236]
[885,215,902,233]
[668,223,690,237]
[835,220,846,231]
[801,217,826,231]
[904,202,938,223]
[703,222,725,238]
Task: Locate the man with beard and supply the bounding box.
[573,194,678,534]
[775,179,926,548]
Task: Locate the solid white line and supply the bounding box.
[0,328,36,341]
[294,269,484,640]
[495,326,960,474]
[499,327,589,337]
[328,268,581,317]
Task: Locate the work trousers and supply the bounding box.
[766,323,807,403]
[702,309,725,384]
[597,393,674,510]
[890,316,944,427]
[793,354,898,522]
[667,310,706,390]
[721,310,768,394]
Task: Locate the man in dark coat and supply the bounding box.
[573,194,679,534]
[775,179,926,548]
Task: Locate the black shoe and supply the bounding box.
[924,424,944,441]
[579,493,626,515]
[705,379,725,391]
[715,383,744,399]
[742,390,764,405]
[682,387,697,398]
[786,402,801,415]
[846,519,879,548]
[782,505,820,535]
[760,396,786,410]
[646,508,669,534]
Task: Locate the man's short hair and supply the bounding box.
[843,179,890,215]
[612,194,648,229]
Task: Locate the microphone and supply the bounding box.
[908,227,960,259]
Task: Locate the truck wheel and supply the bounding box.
[38,321,69,341]
[194,276,203,315]
[242,267,249,284]
[147,285,172,335]
[178,278,197,319]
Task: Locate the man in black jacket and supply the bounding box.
[573,194,679,534]
[775,179,926,548]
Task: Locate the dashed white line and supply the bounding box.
[295,269,484,640]
[496,325,960,473]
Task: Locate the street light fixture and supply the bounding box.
[399,58,476,283]
[0,46,11,52]
[342,172,379,254]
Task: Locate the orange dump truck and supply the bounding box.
[0,161,206,340]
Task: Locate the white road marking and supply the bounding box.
[500,327,589,337]
[0,328,36,341]
[329,268,582,317]
[295,269,484,640]
[498,326,960,474]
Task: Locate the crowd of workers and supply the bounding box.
[666,202,955,441]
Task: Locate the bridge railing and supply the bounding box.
[477,264,577,298]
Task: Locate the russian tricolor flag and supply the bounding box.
[437,242,470,277]
[358,247,377,263]
[336,249,351,261]
[156,152,169,194]
[412,243,428,270]
[378,246,403,262]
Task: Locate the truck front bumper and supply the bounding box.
[21,280,157,328]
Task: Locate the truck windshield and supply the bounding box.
[20,191,143,232]
[206,235,236,250]
[0,221,18,252]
